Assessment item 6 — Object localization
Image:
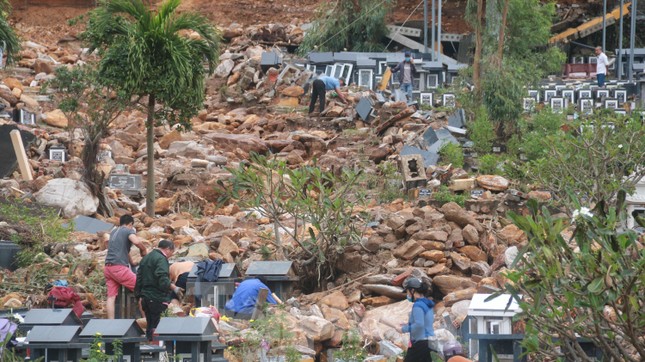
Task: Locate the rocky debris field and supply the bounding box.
[0,6,562,360]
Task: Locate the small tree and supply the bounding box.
[299,0,392,53]
[222,154,365,291]
[504,199,645,361]
[48,65,128,216]
[526,111,645,214]
[83,0,220,216]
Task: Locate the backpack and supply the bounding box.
[195,259,223,282]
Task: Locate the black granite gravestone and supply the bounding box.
[0,124,36,178]
[25,325,85,362]
[80,319,145,362]
[155,317,218,362]
[20,308,82,333]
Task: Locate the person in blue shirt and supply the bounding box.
[399,276,435,362]
[224,277,277,317]
[308,75,348,115]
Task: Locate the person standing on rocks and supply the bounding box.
[399,276,435,362]
[104,214,148,319]
[135,239,183,341]
[308,75,348,115]
[391,50,418,102]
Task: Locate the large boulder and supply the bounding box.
[440,202,483,233]
[358,300,411,346]
[299,315,334,342]
[476,175,510,191]
[35,178,98,218]
[205,133,269,155]
[432,275,477,295]
[42,109,69,128]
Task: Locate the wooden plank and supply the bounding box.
[10,129,33,181]
[378,67,392,91]
[251,288,269,320]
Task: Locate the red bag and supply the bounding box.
[47,286,84,318]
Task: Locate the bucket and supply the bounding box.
[0,240,21,271]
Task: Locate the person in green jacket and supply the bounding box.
[135,239,183,341]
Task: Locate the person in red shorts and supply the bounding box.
[104,214,147,319]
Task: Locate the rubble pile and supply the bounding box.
[0,22,555,359]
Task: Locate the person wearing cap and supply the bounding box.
[391,50,418,102]
[398,276,435,361]
[308,75,348,115]
[443,340,472,362]
[135,239,182,341]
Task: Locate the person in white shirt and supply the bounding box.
[595,46,609,87]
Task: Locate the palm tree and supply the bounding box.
[0,0,21,64]
[84,0,220,216]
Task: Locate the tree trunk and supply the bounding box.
[81,128,113,217]
[145,95,156,217]
[472,0,485,97]
[496,0,509,67]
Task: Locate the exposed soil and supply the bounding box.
[8,0,472,42]
[8,0,597,45]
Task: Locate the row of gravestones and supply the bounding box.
[523,87,632,115]
[15,308,222,362]
[527,88,628,104]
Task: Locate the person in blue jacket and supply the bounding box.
[224,277,277,317]
[399,276,435,361]
[308,75,348,115]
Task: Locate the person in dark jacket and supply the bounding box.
[135,239,182,341]
[399,276,435,362]
[390,50,418,102]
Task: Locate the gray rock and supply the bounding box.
[35,178,98,218]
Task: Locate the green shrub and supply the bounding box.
[433,186,467,207]
[439,142,464,168]
[468,107,496,154]
[478,154,501,174]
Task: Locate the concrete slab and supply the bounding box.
[448,109,465,128]
[355,97,374,121]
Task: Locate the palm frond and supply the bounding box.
[0,15,20,63]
